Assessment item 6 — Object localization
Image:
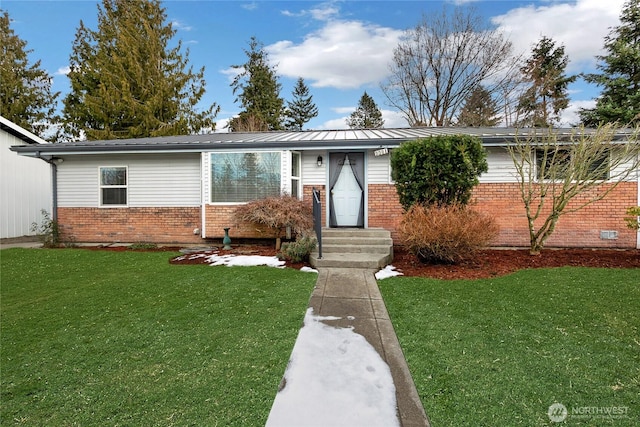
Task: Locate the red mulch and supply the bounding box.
[165,244,639,280]
[391,246,640,280]
[84,244,640,280]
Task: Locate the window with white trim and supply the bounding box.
[100,166,127,206]
[210,152,281,203]
[536,148,609,181]
[291,152,301,198]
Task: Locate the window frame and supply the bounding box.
[535,147,610,182]
[209,151,283,205]
[290,151,301,199]
[99,166,128,207]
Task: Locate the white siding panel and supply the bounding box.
[367,151,391,184]
[1,131,52,238]
[302,150,327,186]
[58,154,201,207]
[480,147,518,183]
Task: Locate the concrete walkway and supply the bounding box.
[303,267,430,427]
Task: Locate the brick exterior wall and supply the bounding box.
[204,204,272,239]
[58,181,638,248]
[368,184,404,240]
[367,182,638,248]
[58,207,202,244]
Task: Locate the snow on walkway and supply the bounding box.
[266,308,400,427]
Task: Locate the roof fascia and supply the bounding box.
[0,115,49,145]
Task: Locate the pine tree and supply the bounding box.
[517,36,575,127]
[0,10,58,138]
[456,86,501,127]
[579,0,640,126]
[62,0,218,140]
[346,92,384,129]
[284,77,318,131]
[229,37,284,131]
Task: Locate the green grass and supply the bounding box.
[379,267,640,426]
[0,248,316,426]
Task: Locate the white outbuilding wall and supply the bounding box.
[0,117,52,239]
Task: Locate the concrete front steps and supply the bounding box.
[309,228,393,269]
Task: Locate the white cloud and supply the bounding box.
[241,2,258,11]
[560,99,596,127]
[219,66,242,83]
[55,66,71,76]
[318,109,407,130]
[281,3,340,21]
[171,20,192,32]
[267,20,403,89]
[492,0,625,72]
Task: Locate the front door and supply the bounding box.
[329,152,365,227]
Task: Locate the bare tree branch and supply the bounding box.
[507,124,640,254]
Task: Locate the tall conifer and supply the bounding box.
[63,0,218,140]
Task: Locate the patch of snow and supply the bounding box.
[266,308,399,427]
[300,266,318,273]
[375,265,403,280]
[204,253,286,268]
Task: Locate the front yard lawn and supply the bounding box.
[379,267,640,426]
[1,248,315,426]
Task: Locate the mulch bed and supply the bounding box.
[162,244,640,280]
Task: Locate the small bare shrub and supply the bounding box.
[399,204,498,264]
[235,195,314,248]
[30,209,61,248]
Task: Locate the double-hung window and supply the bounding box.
[210,152,281,203]
[100,166,128,206]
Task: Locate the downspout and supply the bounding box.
[35,151,58,222]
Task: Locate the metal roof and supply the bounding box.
[9,126,636,157]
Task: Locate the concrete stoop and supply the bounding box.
[309,228,393,269]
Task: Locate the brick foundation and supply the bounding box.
[367,182,638,248]
[58,207,203,244]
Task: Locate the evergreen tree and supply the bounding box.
[62,0,218,140]
[284,77,318,131]
[579,0,640,126]
[346,91,384,129]
[517,36,575,127]
[456,86,501,127]
[0,10,58,138]
[229,37,284,131]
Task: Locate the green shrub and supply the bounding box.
[234,195,314,248]
[399,204,498,264]
[624,206,640,230]
[128,243,158,250]
[391,135,488,209]
[30,209,61,248]
[279,235,317,262]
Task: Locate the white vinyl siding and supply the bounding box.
[302,151,327,186]
[479,147,520,183]
[367,150,391,184]
[58,154,201,207]
[1,130,52,238]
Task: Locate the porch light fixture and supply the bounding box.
[317,155,323,167]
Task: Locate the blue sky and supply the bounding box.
[2,0,627,131]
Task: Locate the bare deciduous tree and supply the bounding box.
[507,124,640,255]
[381,7,518,127]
